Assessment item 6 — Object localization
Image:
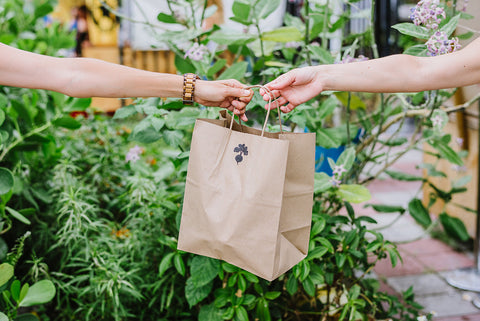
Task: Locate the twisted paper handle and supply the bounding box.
[229,85,283,137]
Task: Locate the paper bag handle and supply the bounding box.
[229,85,283,137]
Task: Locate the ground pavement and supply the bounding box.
[355,145,480,320]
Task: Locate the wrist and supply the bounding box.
[182,73,200,105]
[314,65,330,91]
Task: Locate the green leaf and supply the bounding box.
[19,283,29,303]
[199,303,223,321]
[302,277,315,297]
[175,54,196,74]
[368,204,405,214]
[6,207,31,225]
[408,198,432,227]
[0,263,14,287]
[336,147,356,172]
[307,45,334,64]
[130,118,163,144]
[232,0,251,22]
[52,117,82,130]
[173,254,185,276]
[63,97,91,112]
[403,44,428,57]
[0,167,14,195]
[257,0,281,19]
[34,3,53,20]
[429,140,463,166]
[440,14,460,37]
[163,130,184,148]
[385,170,424,182]
[261,27,303,43]
[334,92,366,110]
[185,278,212,307]
[158,252,175,277]
[337,184,371,203]
[11,280,21,302]
[256,298,271,321]
[314,172,332,193]
[264,291,281,300]
[157,13,177,24]
[19,280,56,307]
[0,109,5,126]
[189,256,220,287]
[217,61,248,81]
[391,23,430,39]
[316,128,342,149]
[307,246,328,260]
[207,59,227,78]
[235,305,249,321]
[113,105,137,119]
[13,314,39,321]
[285,275,297,295]
[210,30,256,45]
[439,213,470,242]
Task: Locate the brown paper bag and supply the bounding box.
[178,109,315,281]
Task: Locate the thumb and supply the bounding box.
[225,86,253,98]
[265,73,295,90]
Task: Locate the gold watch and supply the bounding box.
[182,73,200,105]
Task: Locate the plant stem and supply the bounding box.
[369,0,379,59]
[321,0,330,50]
[346,92,351,147]
[0,122,52,162]
[304,0,312,65]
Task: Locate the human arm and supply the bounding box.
[262,37,480,113]
[0,43,252,120]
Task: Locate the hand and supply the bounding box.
[195,79,253,121]
[260,66,324,113]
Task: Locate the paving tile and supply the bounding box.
[373,251,425,277]
[435,313,480,320]
[386,273,456,296]
[398,238,456,256]
[415,292,480,318]
[416,251,475,272]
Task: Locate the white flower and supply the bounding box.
[417,316,428,321]
[126,145,143,163]
[332,164,347,176]
[431,114,443,127]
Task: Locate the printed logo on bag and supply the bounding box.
[234,144,248,164]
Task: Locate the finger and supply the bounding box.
[233,108,248,121]
[231,99,246,111]
[262,90,281,102]
[280,103,296,113]
[264,96,288,110]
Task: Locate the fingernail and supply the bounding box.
[243,90,251,96]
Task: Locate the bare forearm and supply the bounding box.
[60,58,184,98]
[319,40,480,93]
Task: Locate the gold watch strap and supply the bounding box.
[182,73,199,105]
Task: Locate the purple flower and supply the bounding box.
[330,178,342,187]
[426,31,461,56]
[332,164,347,176]
[126,145,143,163]
[285,41,302,49]
[410,0,446,30]
[184,43,209,61]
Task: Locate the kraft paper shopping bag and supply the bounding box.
[178,98,315,281]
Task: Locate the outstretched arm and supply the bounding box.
[0,43,252,120]
[262,37,480,113]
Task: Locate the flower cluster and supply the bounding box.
[426,31,461,56]
[330,164,347,187]
[410,0,446,30]
[337,54,369,64]
[125,145,143,163]
[184,43,209,61]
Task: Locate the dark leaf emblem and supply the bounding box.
[234,144,248,164]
